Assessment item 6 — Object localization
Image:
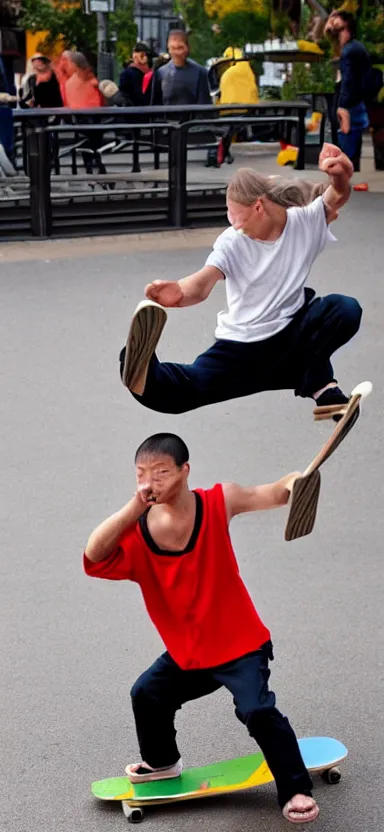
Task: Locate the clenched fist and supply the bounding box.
[319,142,353,179]
[145,280,184,307]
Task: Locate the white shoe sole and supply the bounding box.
[122,300,167,395]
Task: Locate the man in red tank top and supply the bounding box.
[84,433,319,824]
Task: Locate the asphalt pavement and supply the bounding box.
[1,193,384,832]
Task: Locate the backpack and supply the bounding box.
[362,66,383,104]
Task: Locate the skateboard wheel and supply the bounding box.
[122,803,144,823]
[322,766,341,784]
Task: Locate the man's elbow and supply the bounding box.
[84,533,102,563]
[276,486,290,507]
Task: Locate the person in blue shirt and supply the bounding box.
[325,10,370,172]
[151,30,211,106]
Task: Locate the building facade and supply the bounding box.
[134,0,184,52]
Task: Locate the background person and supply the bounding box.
[65,52,105,175]
[65,52,103,109]
[151,30,211,106]
[119,42,153,107]
[324,10,372,173]
[20,54,62,109]
[99,80,132,107]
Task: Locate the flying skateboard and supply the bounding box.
[91,735,347,824]
[285,381,372,541]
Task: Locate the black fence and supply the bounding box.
[0,102,308,239]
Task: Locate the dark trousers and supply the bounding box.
[130,644,313,808]
[338,129,364,173]
[121,290,362,414]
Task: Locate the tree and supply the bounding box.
[110,1,137,67]
[205,0,266,17]
[21,0,137,68]
[21,0,98,61]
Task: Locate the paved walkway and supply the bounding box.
[1,187,384,832]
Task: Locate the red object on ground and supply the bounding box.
[353,183,369,191]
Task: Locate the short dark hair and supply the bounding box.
[133,41,149,54]
[135,433,189,467]
[168,29,189,47]
[334,11,357,38]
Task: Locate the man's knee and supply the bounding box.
[240,703,277,736]
[130,676,147,706]
[130,670,158,707]
[326,294,362,337]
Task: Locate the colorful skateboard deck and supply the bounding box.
[285,381,372,541]
[91,736,347,822]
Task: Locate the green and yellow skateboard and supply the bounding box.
[91,736,347,823]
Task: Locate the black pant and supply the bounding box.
[130,643,313,808]
[121,290,362,414]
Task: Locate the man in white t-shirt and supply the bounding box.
[119,143,362,419]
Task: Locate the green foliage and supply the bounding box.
[21,0,97,59]
[21,0,137,69]
[260,84,282,99]
[357,1,384,62]
[281,60,336,99]
[173,0,269,65]
[218,10,269,49]
[110,2,138,67]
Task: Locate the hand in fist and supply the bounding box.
[319,142,353,179]
[136,484,157,506]
[145,280,184,308]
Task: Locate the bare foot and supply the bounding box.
[282,793,319,824]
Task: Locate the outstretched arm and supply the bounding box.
[319,142,354,222]
[144,264,224,308]
[223,473,301,522]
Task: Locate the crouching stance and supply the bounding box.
[84,433,319,823]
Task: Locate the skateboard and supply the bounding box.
[285,381,372,541]
[91,736,347,824]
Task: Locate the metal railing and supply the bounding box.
[1,102,308,239]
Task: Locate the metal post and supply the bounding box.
[295,109,306,170]
[169,125,187,227]
[27,127,52,237]
[97,12,108,80]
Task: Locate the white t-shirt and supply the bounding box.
[206,196,334,343]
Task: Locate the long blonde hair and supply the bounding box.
[227,168,326,208]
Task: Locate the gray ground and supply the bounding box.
[1,194,384,832]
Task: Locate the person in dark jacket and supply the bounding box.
[119,42,153,106]
[20,54,63,109]
[325,11,370,171]
[151,30,211,106]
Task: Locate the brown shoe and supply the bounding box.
[122,300,167,395]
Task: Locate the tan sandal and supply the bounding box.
[125,758,182,783]
[282,796,319,824]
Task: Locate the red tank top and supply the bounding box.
[84,484,270,669]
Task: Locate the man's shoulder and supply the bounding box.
[214,226,239,247]
[344,39,369,59]
[186,58,207,75]
[157,61,173,77]
[120,65,138,81]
